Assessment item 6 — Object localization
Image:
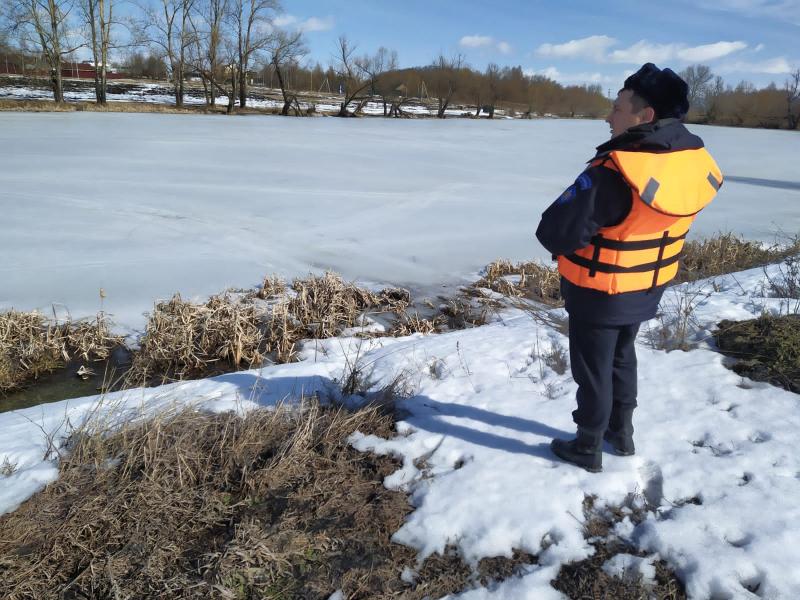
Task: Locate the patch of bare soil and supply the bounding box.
[552,496,686,600]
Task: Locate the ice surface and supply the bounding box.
[2,113,798,333]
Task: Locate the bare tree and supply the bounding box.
[785,68,800,130]
[230,0,277,108]
[429,53,464,118]
[267,27,305,115]
[80,0,118,103]
[188,0,229,107]
[704,75,725,122]
[5,0,84,102]
[680,64,714,111]
[484,62,501,118]
[139,0,196,107]
[356,46,397,115]
[333,35,370,117]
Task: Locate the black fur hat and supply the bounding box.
[623,63,690,119]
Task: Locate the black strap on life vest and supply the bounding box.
[587,231,687,251]
[650,230,672,290]
[588,234,603,277]
[565,250,681,276]
[581,231,686,281]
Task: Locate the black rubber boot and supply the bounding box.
[603,429,635,456]
[605,407,635,456]
[550,430,602,473]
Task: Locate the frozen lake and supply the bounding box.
[2,113,798,330]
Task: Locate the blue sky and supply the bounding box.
[277,0,799,91]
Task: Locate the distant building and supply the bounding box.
[60,62,125,80]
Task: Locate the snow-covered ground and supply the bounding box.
[2,263,798,598]
[1,113,798,334]
[0,80,472,116]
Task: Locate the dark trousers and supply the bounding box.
[568,318,641,437]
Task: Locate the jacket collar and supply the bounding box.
[594,118,704,159]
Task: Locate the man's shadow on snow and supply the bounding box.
[210,372,564,462]
[400,397,565,460]
[211,371,333,407]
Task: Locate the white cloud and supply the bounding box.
[536,35,617,60]
[273,14,298,28]
[538,36,747,65]
[272,14,333,33]
[678,41,748,62]
[299,16,334,32]
[459,35,513,54]
[754,43,765,52]
[460,35,494,48]
[608,41,675,64]
[524,66,561,79]
[608,39,747,64]
[717,56,793,74]
[525,66,617,86]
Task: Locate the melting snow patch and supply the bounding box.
[601,553,657,586]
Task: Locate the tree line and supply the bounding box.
[1,1,798,127]
[680,64,800,129]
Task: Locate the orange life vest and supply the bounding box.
[558,148,723,294]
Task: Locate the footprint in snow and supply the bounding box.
[636,459,664,507]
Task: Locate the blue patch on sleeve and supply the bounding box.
[554,172,592,206]
[555,185,577,205]
[576,172,592,191]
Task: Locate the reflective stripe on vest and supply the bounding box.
[557,147,723,294]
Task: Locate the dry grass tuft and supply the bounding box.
[0,399,538,599]
[440,297,489,330]
[390,310,444,336]
[377,287,412,312]
[63,314,122,363]
[125,294,266,386]
[475,259,562,305]
[0,310,123,394]
[123,274,418,386]
[0,311,64,393]
[289,272,382,338]
[256,274,287,299]
[262,298,302,363]
[678,231,800,283]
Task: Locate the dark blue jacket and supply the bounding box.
[535,119,705,326]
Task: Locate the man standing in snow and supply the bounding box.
[536,63,722,472]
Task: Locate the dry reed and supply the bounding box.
[125,293,266,386]
[475,259,562,305]
[678,231,800,282]
[0,310,122,394]
[289,272,382,338]
[256,274,287,299]
[390,311,444,336]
